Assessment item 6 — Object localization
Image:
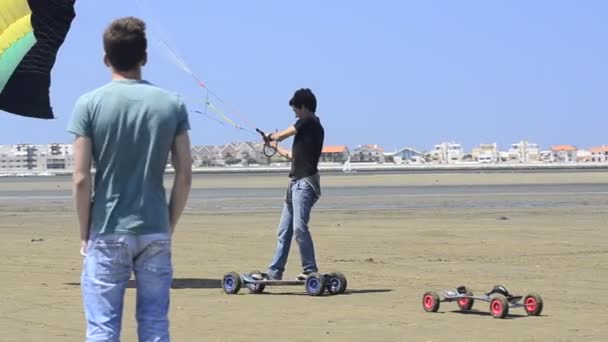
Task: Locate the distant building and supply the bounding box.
[220,143,239,161]
[576,149,592,163]
[430,142,464,163]
[219,141,264,165]
[391,147,423,164]
[0,144,52,171]
[472,143,498,163]
[550,145,577,163]
[352,144,385,163]
[44,143,75,170]
[234,142,262,164]
[507,140,540,162]
[191,145,222,166]
[321,145,350,163]
[539,150,552,163]
[589,146,608,162]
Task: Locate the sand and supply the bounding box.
[0,172,607,341]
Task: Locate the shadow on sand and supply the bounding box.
[448,309,545,319]
[64,278,221,290]
[251,288,393,296]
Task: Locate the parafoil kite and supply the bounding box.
[0,0,76,119]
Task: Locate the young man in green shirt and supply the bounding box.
[68,17,192,341]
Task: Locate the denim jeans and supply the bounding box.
[81,233,172,342]
[268,178,319,279]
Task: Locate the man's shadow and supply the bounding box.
[448,310,545,319]
[65,281,392,294]
[256,288,393,296]
[65,278,221,289]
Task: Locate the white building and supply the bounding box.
[550,145,577,163]
[390,146,423,164]
[0,144,75,172]
[352,144,385,163]
[589,146,608,162]
[576,149,591,162]
[472,143,499,163]
[44,143,75,170]
[430,142,464,163]
[507,140,540,162]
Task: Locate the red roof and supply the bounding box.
[551,145,577,152]
[590,145,608,153]
[322,145,348,153]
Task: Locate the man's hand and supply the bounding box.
[80,239,88,257]
[264,126,297,143]
[265,132,274,143]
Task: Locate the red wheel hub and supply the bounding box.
[525,297,537,312]
[491,300,503,315]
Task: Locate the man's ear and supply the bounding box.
[103,54,110,67]
[141,52,148,67]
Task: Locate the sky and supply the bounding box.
[1,0,607,152]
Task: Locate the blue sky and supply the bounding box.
[1,0,607,152]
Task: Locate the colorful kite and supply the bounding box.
[0,0,76,119]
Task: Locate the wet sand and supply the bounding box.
[0,172,607,341]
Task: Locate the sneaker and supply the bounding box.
[250,273,266,281]
[268,273,282,280]
[296,271,314,281]
[250,272,282,281]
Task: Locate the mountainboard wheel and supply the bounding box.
[422,291,440,312]
[490,294,509,319]
[305,272,326,296]
[523,293,543,316]
[326,272,347,295]
[222,272,242,295]
[457,287,474,311]
[246,270,266,294]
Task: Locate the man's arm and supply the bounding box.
[269,141,292,160]
[72,136,92,254]
[168,131,192,234]
[265,124,298,159]
[268,125,297,142]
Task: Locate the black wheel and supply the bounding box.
[456,287,474,311]
[304,272,326,296]
[490,294,509,318]
[246,270,266,294]
[222,272,242,294]
[247,282,266,294]
[523,293,543,316]
[422,291,440,312]
[326,272,348,295]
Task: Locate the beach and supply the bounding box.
[1,171,607,341]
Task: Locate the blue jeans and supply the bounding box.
[268,179,319,279]
[81,233,172,342]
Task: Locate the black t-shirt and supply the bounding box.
[289,116,324,179]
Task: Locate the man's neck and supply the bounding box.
[299,111,316,120]
[111,68,142,81]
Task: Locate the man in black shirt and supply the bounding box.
[263,88,324,280]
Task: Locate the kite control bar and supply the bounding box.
[256,128,277,157]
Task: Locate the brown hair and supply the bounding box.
[103,17,147,71]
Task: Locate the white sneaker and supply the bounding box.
[296,271,314,281]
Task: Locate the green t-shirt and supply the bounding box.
[67,79,190,235]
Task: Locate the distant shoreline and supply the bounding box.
[1,162,607,178]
